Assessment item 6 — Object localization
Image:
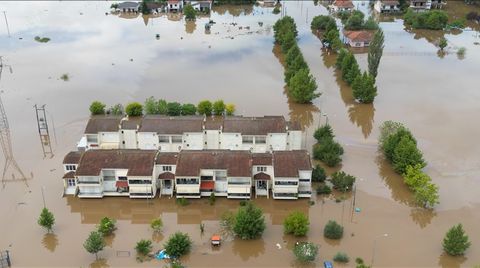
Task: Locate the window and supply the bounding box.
[242,136,253,144]
[274,181,298,186]
[163,166,172,172]
[86,135,98,143]
[66,165,76,171]
[159,135,169,143]
[129,179,151,184]
[257,166,267,172]
[171,136,182,143]
[67,179,76,187]
[176,178,199,184]
[255,136,266,144]
[118,176,127,181]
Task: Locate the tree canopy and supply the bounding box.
[233,202,266,240]
[443,224,471,256]
[38,208,55,233]
[164,232,192,258]
[283,211,309,236]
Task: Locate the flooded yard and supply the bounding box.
[0,1,479,267]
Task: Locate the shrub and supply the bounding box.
[288,68,320,104]
[414,181,439,208]
[184,4,196,20]
[209,192,216,206]
[457,47,466,57]
[181,103,197,115]
[293,242,318,263]
[352,72,377,104]
[448,19,465,29]
[150,218,163,232]
[355,257,371,268]
[98,217,116,236]
[84,231,105,260]
[283,211,309,236]
[125,102,143,116]
[135,239,153,255]
[314,125,334,143]
[220,211,236,232]
[324,220,343,239]
[212,100,226,115]
[333,252,350,263]
[313,139,344,167]
[335,49,348,69]
[144,96,159,114]
[108,104,124,115]
[285,54,308,83]
[38,208,55,233]
[311,15,336,31]
[177,197,189,206]
[404,9,448,30]
[312,164,326,182]
[225,103,235,115]
[438,37,447,50]
[197,100,212,115]
[392,135,425,174]
[273,5,280,14]
[164,232,192,258]
[443,224,471,256]
[89,101,106,115]
[331,171,356,192]
[167,102,182,116]
[233,202,266,240]
[316,184,332,195]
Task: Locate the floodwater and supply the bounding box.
[0,1,479,267]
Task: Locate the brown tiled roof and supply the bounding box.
[175,150,252,177]
[380,0,400,5]
[273,150,312,178]
[252,153,273,165]
[84,116,121,134]
[333,0,354,8]
[63,171,75,179]
[287,120,302,131]
[120,116,142,130]
[75,150,157,176]
[344,30,374,43]
[204,116,223,130]
[139,116,203,134]
[254,172,271,180]
[223,116,287,135]
[155,152,179,165]
[159,172,175,180]
[63,151,83,164]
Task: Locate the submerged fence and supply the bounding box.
[0,250,11,268]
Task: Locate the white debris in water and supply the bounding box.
[276,243,281,249]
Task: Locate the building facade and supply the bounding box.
[374,0,401,13]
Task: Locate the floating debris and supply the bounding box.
[156,34,160,39]
[60,74,69,81]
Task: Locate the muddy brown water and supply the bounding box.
[0,1,479,267]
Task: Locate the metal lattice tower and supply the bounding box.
[34,104,53,158]
[0,56,29,187]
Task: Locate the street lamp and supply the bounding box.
[322,113,329,125]
[371,233,389,267]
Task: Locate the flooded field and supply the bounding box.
[0,1,479,267]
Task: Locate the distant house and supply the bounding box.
[374,0,401,13]
[272,151,312,199]
[62,151,83,195]
[430,0,446,9]
[257,0,277,7]
[145,2,165,14]
[184,0,213,12]
[116,2,140,13]
[167,0,184,12]
[343,30,374,48]
[329,0,355,12]
[410,0,431,11]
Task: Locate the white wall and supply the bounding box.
[267,133,288,151]
[220,133,241,150]
[183,133,203,150]
[288,131,303,150]
[99,132,120,147]
[121,129,137,149]
[138,132,158,150]
[206,130,220,149]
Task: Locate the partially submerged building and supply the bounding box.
[343,30,374,48]
[329,0,355,13]
[374,0,401,13]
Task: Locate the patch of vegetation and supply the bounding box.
[316,184,332,195]
[404,9,448,30]
[333,252,350,263]
[352,72,377,104]
[310,15,342,51]
[340,10,378,30]
[135,239,153,256]
[283,211,309,236]
[150,218,163,232]
[184,4,197,20]
[312,125,344,167]
[197,100,213,115]
[324,220,343,239]
[331,171,356,192]
[176,197,190,206]
[312,164,326,182]
[125,102,143,116]
[89,101,106,115]
[368,29,384,79]
[60,73,69,81]
[233,202,266,240]
[293,242,318,263]
[272,5,280,15]
[97,217,116,236]
[443,224,471,256]
[144,97,203,116]
[208,192,216,206]
[164,232,192,259]
[38,208,55,233]
[167,102,182,116]
[84,231,105,260]
[355,257,371,268]
[34,36,50,43]
[108,104,124,115]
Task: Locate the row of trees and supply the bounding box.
[379,121,439,208]
[312,124,344,167]
[273,16,320,104]
[338,10,378,31]
[310,15,342,51]
[404,9,449,30]
[89,99,235,117]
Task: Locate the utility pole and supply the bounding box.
[3,11,10,37]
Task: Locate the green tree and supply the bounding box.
[312,164,326,183]
[355,258,371,268]
[125,102,143,116]
[89,101,106,115]
[140,0,150,15]
[382,128,416,162]
[285,44,301,67]
[184,4,196,20]
[97,217,116,236]
[108,104,124,115]
[368,29,384,78]
[281,31,296,54]
[345,11,365,30]
[212,100,226,115]
[352,72,377,103]
[164,232,192,258]
[233,202,266,240]
[84,231,105,260]
[316,184,332,195]
[285,54,308,83]
[363,16,379,30]
[283,211,309,236]
[414,182,439,208]
[311,15,336,31]
[442,224,471,256]
[225,103,235,115]
[135,239,153,255]
[345,61,361,85]
[38,208,55,233]
[150,218,163,232]
[293,242,318,263]
[324,220,343,239]
[335,49,349,69]
[439,37,448,51]
[314,124,334,143]
[333,252,350,263]
[181,103,197,115]
[145,96,159,114]
[313,139,344,167]
[404,164,431,189]
[331,171,356,192]
[167,102,182,116]
[197,100,212,115]
[288,68,320,104]
[392,135,426,174]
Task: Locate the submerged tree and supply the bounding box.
[197,100,213,116]
[89,101,106,115]
[125,102,143,116]
[97,217,116,236]
[293,242,318,263]
[288,68,320,104]
[233,202,266,240]
[283,211,309,236]
[352,72,377,103]
[38,208,55,233]
[368,29,384,78]
[184,4,197,20]
[443,224,471,256]
[135,239,153,256]
[164,232,192,258]
[84,231,105,260]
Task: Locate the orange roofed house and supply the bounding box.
[343,30,374,48]
[329,0,355,12]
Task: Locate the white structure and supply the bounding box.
[184,0,213,12]
[374,0,401,13]
[410,0,432,11]
[62,151,82,195]
[81,115,303,153]
[329,0,355,12]
[115,2,140,13]
[272,151,312,199]
[167,0,183,12]
[343,30,374,48]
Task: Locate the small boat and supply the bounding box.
[211,235,221,246]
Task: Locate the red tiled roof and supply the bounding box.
[223,116,287,135]
[84,116,121,134]
[139,116,203,134]
[380,0,400,5]
[254,172,271,180]
[252,153,273,165]
[273,150,312,178]
[159,172,175,180]
[344,30,374,43]
[175,150,252,177]
[63,171,75,179]
[156,152,179,165]
[200,181,215,190]
[333,0,354,8]
[63,151,83,164]
[116,180,129,188]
